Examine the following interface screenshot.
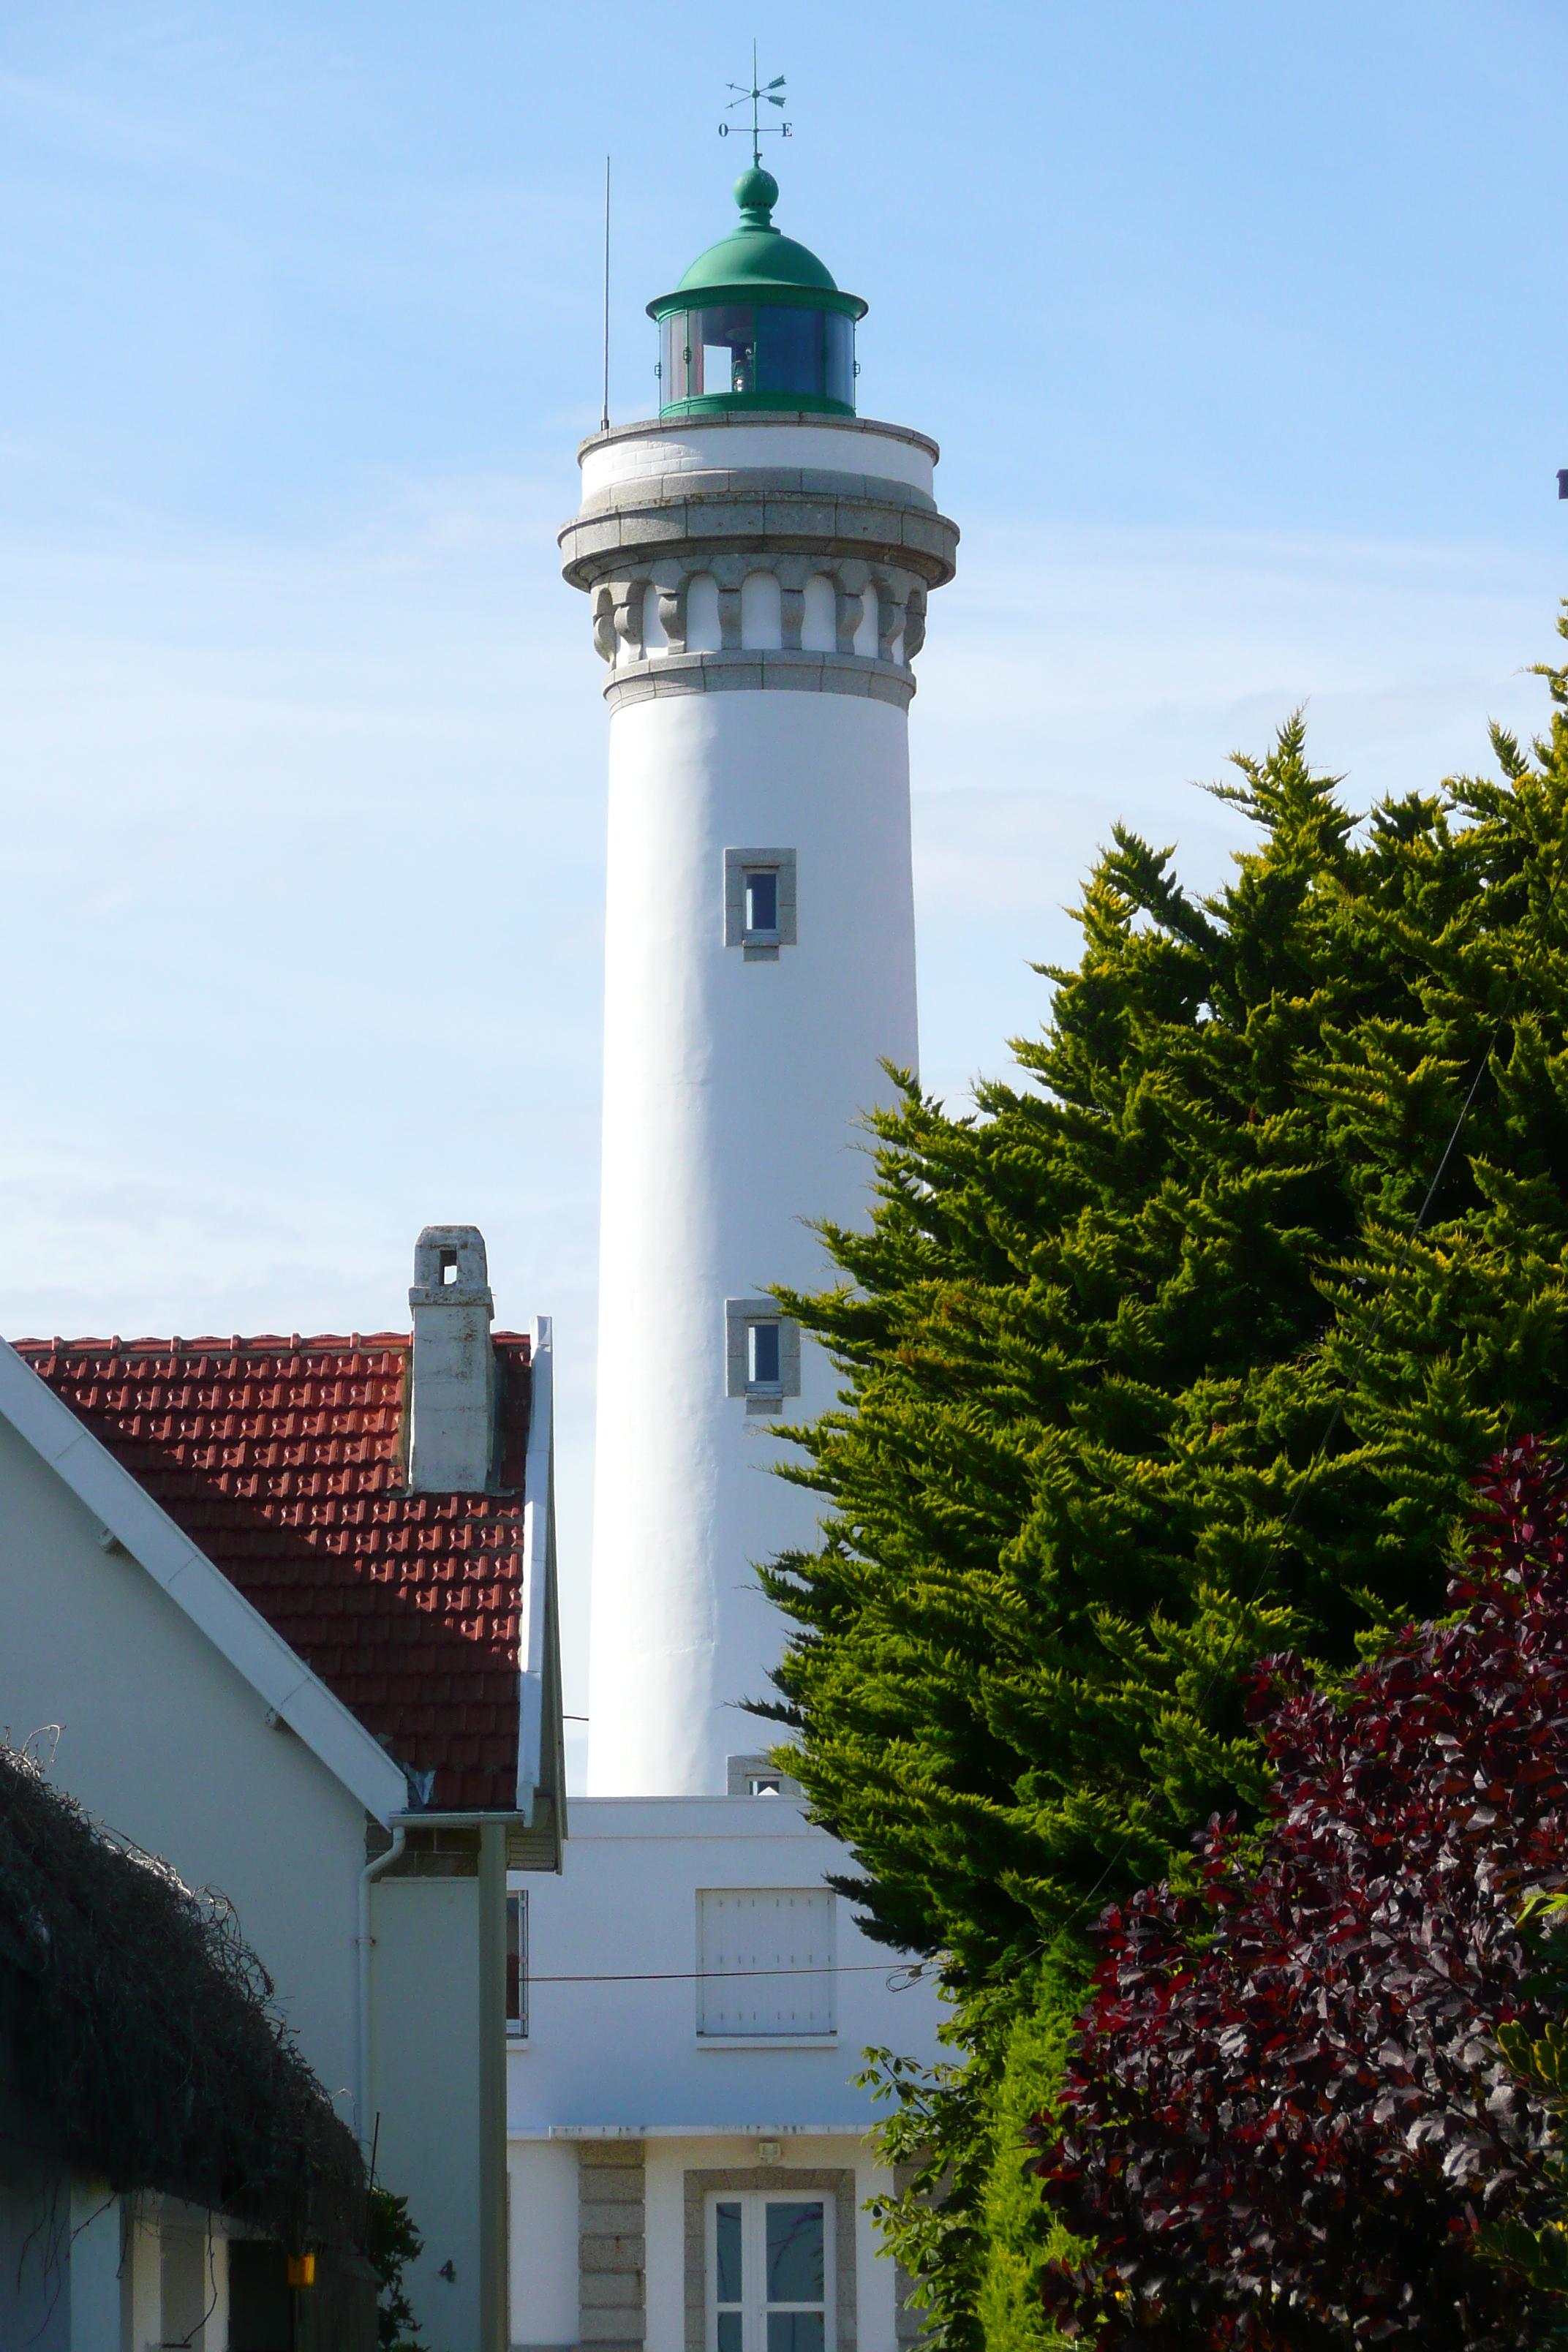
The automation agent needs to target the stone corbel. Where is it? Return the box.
[875,581,906,663]
[710,555,748,652]
[834,561,870,656]
[904,582,928,662]
[773,554,810,652]
[611,578,645,661]
[651,559,688,654]
[592,586,617,666]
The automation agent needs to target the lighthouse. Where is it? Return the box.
[503,148,956,2352]
[560,160,958,1798]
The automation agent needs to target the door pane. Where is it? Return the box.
[718,2315,745,2352]
[715,2202,743,2303]
[766,2203,824,2302]
[767,2317,825,2352]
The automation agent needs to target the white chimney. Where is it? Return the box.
[407,1224,497,1493]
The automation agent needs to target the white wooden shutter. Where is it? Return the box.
[697,1889,836,2036]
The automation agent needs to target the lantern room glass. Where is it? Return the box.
[660,305,854,410]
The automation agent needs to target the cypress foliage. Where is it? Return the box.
[755,615,1568,2346]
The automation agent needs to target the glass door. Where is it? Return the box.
[708,2193,834,2352]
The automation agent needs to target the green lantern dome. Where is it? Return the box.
[648,170,865,420]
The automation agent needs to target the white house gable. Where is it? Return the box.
[0,1403,369,2112]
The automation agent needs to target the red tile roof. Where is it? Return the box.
[14,1332,530,1813]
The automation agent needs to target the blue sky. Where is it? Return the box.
[3,2,1566,1751]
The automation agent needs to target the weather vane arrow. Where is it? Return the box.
[719,44,791,165]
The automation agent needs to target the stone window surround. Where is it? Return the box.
[725,1752,804,1798]
[683,2168,856,2352]
[724,848,797,959]
[589,553,927,674]
[725,1300,802,1415]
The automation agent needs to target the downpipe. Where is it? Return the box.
[357,1826,407,2152]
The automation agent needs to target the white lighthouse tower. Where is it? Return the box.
[561,160,958,1798]
[506,148,956,2352]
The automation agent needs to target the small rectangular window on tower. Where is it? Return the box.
[748,1321,782,1388]
[725,1300,803,1413]
[724,848,797,961]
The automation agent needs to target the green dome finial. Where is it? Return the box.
[734,165,778,227]
[646,74,867,419]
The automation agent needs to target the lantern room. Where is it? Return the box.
[649,167,867,419]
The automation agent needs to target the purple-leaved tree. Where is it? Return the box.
[1030,1439,1568,2349]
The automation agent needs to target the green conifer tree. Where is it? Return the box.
[755,615,1568,2348]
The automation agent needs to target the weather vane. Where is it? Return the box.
[719,45,791,166]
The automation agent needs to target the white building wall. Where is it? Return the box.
[506,1800,943,2352]
[508,2141,581,2348]
[641,2136,898,2352]
[578,418,936,504]
[505,2131,902,2352]
[509,1801,942,2133]
[0,1412,498,2348]
[0,1414,366,2116]
[589,687,919,1798]
[0,2152,69,2352]
[372,1877,486,2352]
[67,2185,122,2351]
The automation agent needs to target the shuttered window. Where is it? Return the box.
[506,1891,527,2039]
[697,1890,836,2037]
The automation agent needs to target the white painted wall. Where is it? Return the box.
[372,1876,485,2351]
[0,2168,235,2351]
[0,1414,366,2115]
[507,2141,579,2348]
[161,2206,222,2350]
[124,2201,162,2352]
[506,1800,940,2352]
[67,2184,121,2351]
[739,570,783,650]
[589,687,918,1797]
[801,576,836,653]
[579,418,936,502]
[0,2152,69,2352]
[508,1799,943,2132]
[0,1416,503,2351]
[502,2131,902,2352]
